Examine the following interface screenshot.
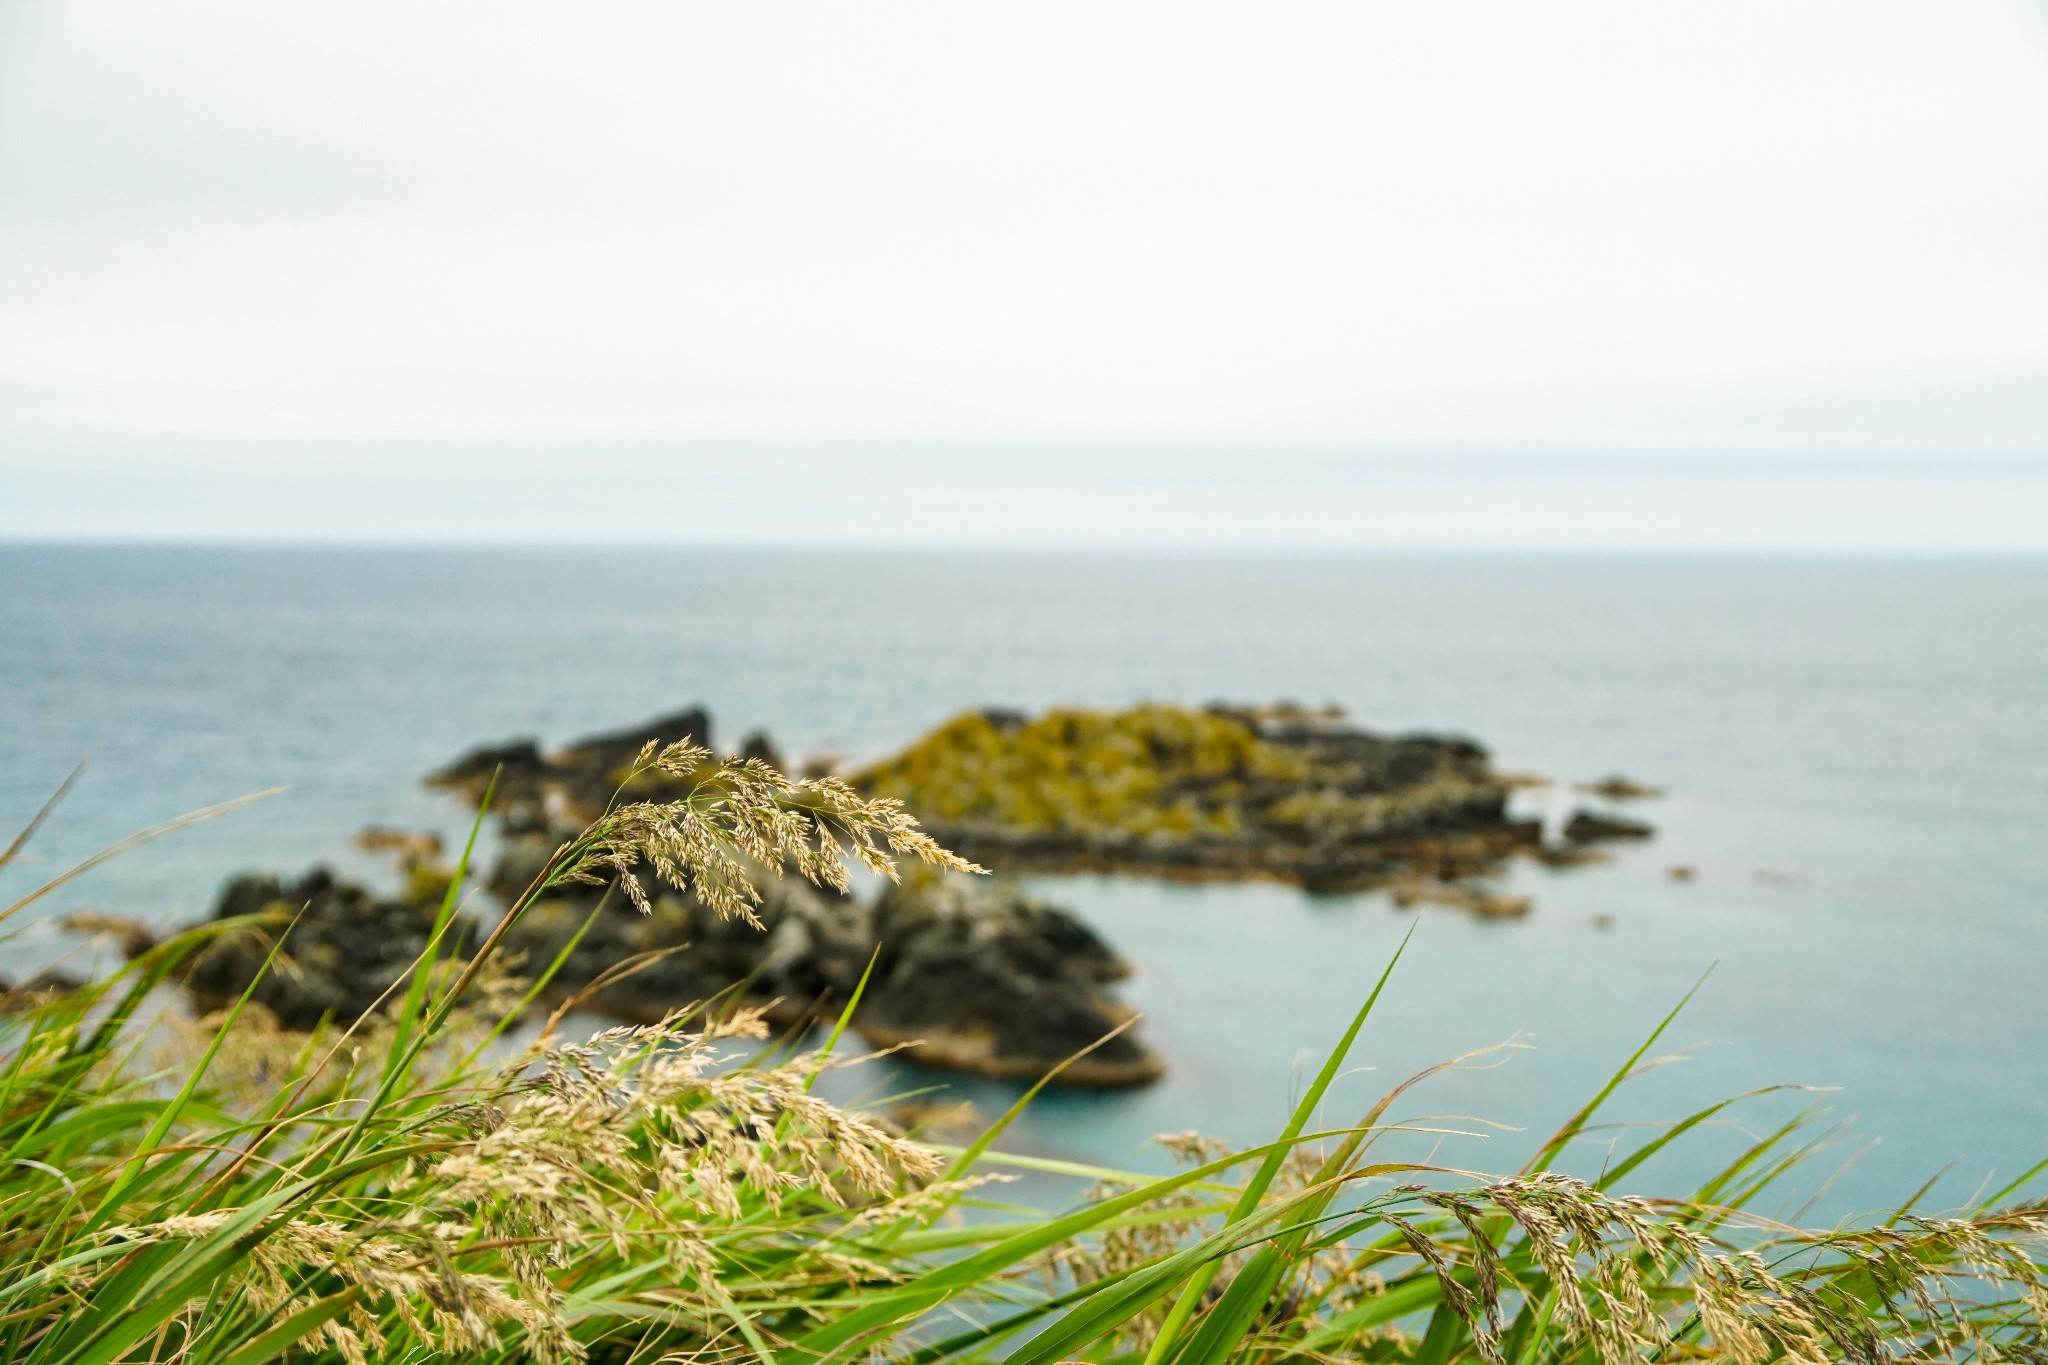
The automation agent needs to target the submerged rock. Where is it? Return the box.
[1579,775,1664,800]
[1530,843,1611,868]
[353,827,445,862]
[1563,810,1656,844]
[1387,880,1532,919]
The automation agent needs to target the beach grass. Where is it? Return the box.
[1,758,2042,1364]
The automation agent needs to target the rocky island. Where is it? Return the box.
[852,702,1644,894]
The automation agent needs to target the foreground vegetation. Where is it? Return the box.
[1,748,2044,1363]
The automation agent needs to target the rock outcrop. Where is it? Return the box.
[500,865,1161,1088]
[427,707,713,830]
[1562,810,1656,844]
[181,867,476,1027]
[1578,776,1663,800]
[1386,880,1532,919]
[0,967,87,1014]
[153,850,1161,1086]
[423,706,1163,1087]
[853,703,1549,892]
[858,872,1157,1086]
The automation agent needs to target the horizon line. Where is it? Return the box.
[4,536,2045,561]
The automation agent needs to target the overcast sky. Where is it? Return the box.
[2,1,2045,549]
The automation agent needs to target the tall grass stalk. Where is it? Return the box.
[0,756,2041,1364]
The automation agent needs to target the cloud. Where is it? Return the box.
[1,1,2045,545]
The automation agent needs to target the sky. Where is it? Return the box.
[1,1,2046,550]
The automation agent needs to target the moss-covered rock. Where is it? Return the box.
[854,703,1540,889]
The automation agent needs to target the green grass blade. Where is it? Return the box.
[1140,922,1415,1365]
[939,1012,1146,1183]
[385,771,495,1074]
[1519,964,1712,1175]
[1,788,284,929]
[1594,1084,1802,1192]
[0,764,84,873]
[75,918,296,1239]
[794,1137,1381,1358]
[210,1288,363,1365]
[807,944,879,1090]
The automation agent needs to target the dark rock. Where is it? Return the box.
[426,739,546,800]
[498,865,1162,1088]
[1386,880,1531,919]
[1563,810,1656,844]
[353,827,444,862]
[500,869,866,1024]
[0,967,89,1013]
[859,872,1161,1087]
[737,730,785,769]
[496,893,733,1021]
[429,707,718,824]
[56,910,159,958]
[487,830,563,901]
[567,707,713,760]
[552,707,715,780]
[184,868,479,1028]
[1579,775,1663,800]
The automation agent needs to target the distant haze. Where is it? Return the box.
[1,1,2045,549]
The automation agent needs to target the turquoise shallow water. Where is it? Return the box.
[3,546,2044,1215]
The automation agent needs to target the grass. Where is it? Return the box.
[0,749,2043,1364]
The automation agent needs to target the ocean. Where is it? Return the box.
[3,545,2044,1216]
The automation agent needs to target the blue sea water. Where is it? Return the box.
[2,545,2044,1216]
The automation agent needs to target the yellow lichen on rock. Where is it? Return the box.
[850,702,1550,891]
[857,704,1292,838]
